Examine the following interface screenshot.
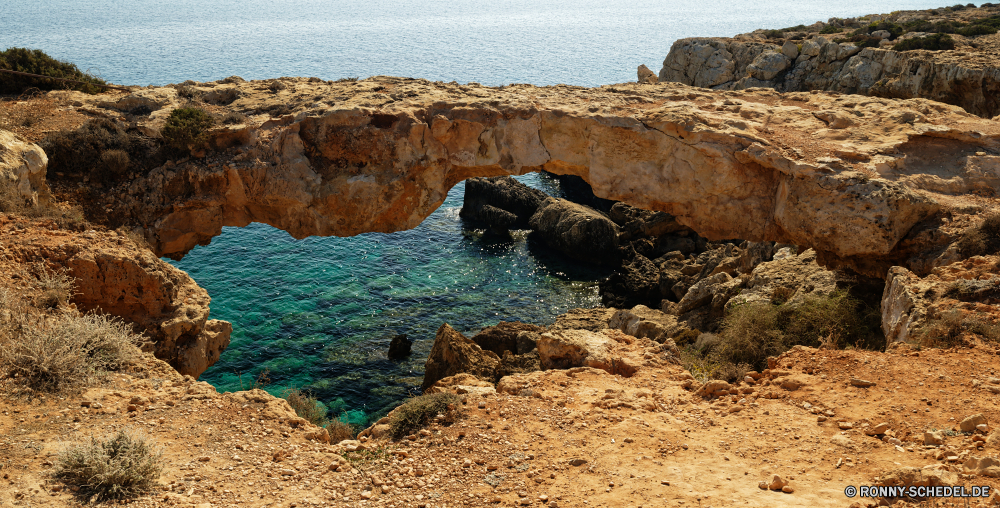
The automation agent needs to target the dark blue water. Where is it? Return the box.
[3,0,957,423]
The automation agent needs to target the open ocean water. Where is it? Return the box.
[4,0,956,424]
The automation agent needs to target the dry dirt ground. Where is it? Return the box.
[5,327,1000,508]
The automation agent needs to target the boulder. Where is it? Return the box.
[728,249,836,308]
[424,373,497,397]
[747,51,791,81]
[496,349,541,379]
[537,329,612,371]
[421,323,500,391]
[550,308,616,332]
[961,414,989,433]
[964,456,1000,477]
[637,64,658,84]
[470,321,544,357]
[529,197,621,265]
[677,272,733,315]
[461,176,548,230]
[599,252,660,308]
[0,129,52,208]
[608,305,683,343]
[876,466,958,488]
[387,334,412,359]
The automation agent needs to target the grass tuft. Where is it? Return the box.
[56,428,163,501]
[389,392,462,440]
[283,387,329,427]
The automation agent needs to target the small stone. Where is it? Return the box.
[924,431,944,446]
[623,437,634,443]
[817,416,827,423]
[127,404,137,412]
[197,456,210,462]
[360,491,373,500]
[758,481,767,490]
[977,424,989,433]
[662,480,670,486]
[850,378,875,388]
[782,485,794,493]
[744,376,755,385]
[768,475,786,490]
[478,401,487,409]
[838,421,853,430]
[961,414,988,433]
[865,422,889,436]
[569,458,587,466]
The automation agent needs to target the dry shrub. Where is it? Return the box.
[42,118,162,184]
[713,291,881,370]
[222,111,247,125]
[100,149,130,178]
[326,418,356,443]
[0,302,144,392]
[30,262,75,309]
[920,310,966,348]
[389,392,462,440]
[282,388,329,427]
[958,213,1000,257]
[56,427,162,501]
[0,176,86,224]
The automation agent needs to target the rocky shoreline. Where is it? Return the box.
[4,4,1000,504]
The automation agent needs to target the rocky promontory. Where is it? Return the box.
[658,4,1000,118]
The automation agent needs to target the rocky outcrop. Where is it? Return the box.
[537,329,642,377]
[422,323,500,391]
[387,333,412,359]
[881,255,1000,347]
[470,321,544,357]
[529,197,620,265]
[57,77,998,279]
[460,176,548,231]
[729,248,838,307]
[659,36,1000,118]
[0,222,230,378]
[0,129,51,208]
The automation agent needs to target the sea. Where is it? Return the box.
[3,0,955,424]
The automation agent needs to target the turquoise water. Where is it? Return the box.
[172,173,610,423]
[4,0,958,423]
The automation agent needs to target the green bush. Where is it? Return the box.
[893,33,956,51]
[42,118,162,184]
[56,428,162,501]
[0,48,107,95]
[820,25,843,34]
[160,108,215,154]
[282,388,329,427]
[712,291,881,370]
[389,392,462,440]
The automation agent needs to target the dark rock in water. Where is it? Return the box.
[599,252,661,308]
[549,308,616,332]
[529,197,620,265]
[422,323,500,392]
[387,334,412,359]
[470,321,544,357]
[545,172,615,213]
[461,176,548,230]
[496,349,541,380]
[609,202,689,241]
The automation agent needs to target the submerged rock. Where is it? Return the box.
[387,334,412,359]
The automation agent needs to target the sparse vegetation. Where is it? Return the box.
[30,262,75,309]
[55,428,163,501]
[222,111,247,124]
[0,287,145,392]
[389,392,462,440]
[160,107,215,154]
[957,212,1000,257]
[708,291,881,371]
[282,387,330,427]
[326,417,356,443]
[41,118,163,184]
[920,309,1000,347]
[0,48,107,95]
[892,33,957,51]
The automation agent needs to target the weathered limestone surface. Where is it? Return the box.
[70,77,999,279]
[660,36,1000,119]
[0,129,51,207]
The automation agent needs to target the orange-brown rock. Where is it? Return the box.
[49,77,1000,278]
[0,216,230,378]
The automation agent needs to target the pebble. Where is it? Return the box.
[850,378,875,388]
[838,421,853,430]
[569,458,587,466]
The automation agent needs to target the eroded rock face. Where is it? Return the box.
[73,77,999,278]
[0,130,51,208]
[422,323,500,391]
[0,223,230,378]
[660,36,1000,119]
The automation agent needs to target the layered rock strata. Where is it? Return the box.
[57,78,1000,279]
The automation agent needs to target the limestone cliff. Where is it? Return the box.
[0,214,231,378]
[57,77,1000,279]
[658,5,1000,119]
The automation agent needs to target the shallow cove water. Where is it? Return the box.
[5,0,955,423]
